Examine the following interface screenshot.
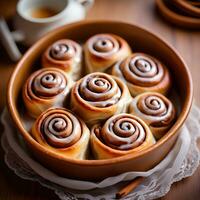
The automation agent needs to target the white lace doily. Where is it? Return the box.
[1,104,200,200]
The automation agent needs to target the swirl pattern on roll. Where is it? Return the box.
[32,108,90,159]
[49,40,77,61]
[112,53,171,96]
[70,72,131,126]
[88,34,121,57]
[129,92,176,139]
[122,54,163,87]
[23,68,72,118]
[28,68,67,98]
[136,93,175,127]
[94,114,147,150]
[84,34,132,73]
[76,72,121,107]
[42,39,82,80]
[39,109,81,148]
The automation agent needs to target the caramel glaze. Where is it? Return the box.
[28,68,67,99]
[129,92,176,139]
[39,109,82,148]
[77,72,121,108]
[42,39,82,80]
[23,68,73,118]
[31,108,90,160]
[112,53,171,96]
[135,92,175,127]
[93,114,146,150]
[84,33,132,73]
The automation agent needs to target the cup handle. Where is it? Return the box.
[0,17,22,62]
[78,0,94,12]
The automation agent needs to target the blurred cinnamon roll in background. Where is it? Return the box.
[70,72,132,126]
[90,113,155,159]
[129,92,176,139]
[32,108,90,159]
[42,39,82,80]
[23,68,73,118]
[84,33,132,73]
[111,53,171,96]
[172,0,200,18]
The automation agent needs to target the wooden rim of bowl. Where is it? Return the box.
[156,0,200,28]
[173,0,200,17]
[7,20,193,166]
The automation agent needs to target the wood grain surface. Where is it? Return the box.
[0,0,199,199]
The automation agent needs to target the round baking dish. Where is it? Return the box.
[7,20,193,181]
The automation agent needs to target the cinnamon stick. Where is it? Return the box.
[116,177,144,199]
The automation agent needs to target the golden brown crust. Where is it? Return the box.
[90,114,155,159]
[129,92,176,139]
[84,33,132,73]
[31,108,90,159]
[111,53,171,96]
[70,72,132,126]
[23,68,73,118]
[42,39,82,80]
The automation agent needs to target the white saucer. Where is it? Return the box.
[1,105,200,200]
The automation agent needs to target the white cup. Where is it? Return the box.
[14,0,93,45]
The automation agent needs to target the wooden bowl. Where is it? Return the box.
[172,0,200,18]
[7,20,193,181]
[156,0,200,29]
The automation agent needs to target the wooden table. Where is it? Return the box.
[0,0,199,199]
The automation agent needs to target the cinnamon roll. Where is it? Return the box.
[32,108,90,159]
[42,39,82,80]
[84,33,132,73]
[70,72,132,126]
[129,92,176,139]
[111,53,171,96]
[90,114,155,159]
[23,68,73,118]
